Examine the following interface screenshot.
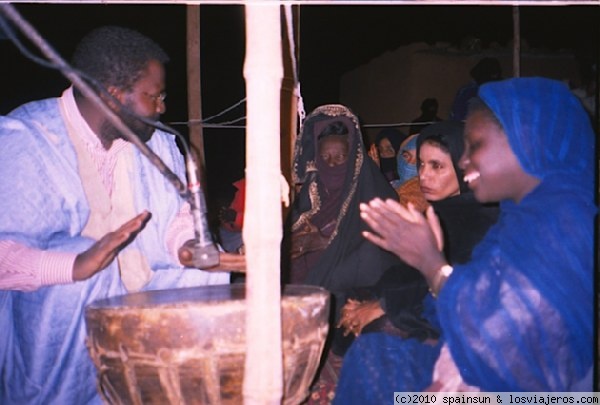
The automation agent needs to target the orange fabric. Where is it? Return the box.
[223,178,245,232]
[395,176,430,213]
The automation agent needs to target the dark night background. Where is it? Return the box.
[1,4,598,216]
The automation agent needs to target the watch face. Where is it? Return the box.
[441,265,453,277]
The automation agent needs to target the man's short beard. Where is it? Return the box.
[99,114,155,147]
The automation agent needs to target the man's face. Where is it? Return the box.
[102,59,166,144]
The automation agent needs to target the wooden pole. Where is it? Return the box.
[512,6,521,78]
[242,3,284,405]
[186,5,206,174]
[280,5,300,217]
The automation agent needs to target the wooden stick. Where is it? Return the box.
[512,6,521,78]
[186,5,208,183]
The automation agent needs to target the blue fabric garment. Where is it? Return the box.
[437,78,596,391]
[394,135,418,186]
[334,295,441,404]
[334,333,442,405]
[334,78,596,399]
[0,95,229,404]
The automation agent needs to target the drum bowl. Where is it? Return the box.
[85,284,329,405]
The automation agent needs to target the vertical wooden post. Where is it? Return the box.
[280,5,300,216]
[512,6,521,78]
[242,3,284,405]
[186,5,206,173]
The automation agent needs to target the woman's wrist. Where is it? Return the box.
[428,264,453,298]
[420,251,447,284]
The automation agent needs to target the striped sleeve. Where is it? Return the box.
[0,240,75,291]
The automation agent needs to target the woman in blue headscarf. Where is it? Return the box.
[394,134,419,187]
[336,78,595,399]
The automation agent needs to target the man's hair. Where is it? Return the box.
[470,57,502,85]
[420,98,438,113]
[71,26,169,91]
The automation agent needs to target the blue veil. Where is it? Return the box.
[437,78,596,391]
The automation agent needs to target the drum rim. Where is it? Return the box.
[85,283,329,310]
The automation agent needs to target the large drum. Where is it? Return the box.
[85,284,330,405]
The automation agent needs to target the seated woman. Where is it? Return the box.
[285,104,401,309]
[391,133,418,187]
[283,104,403,402]
[336,121,499,350]
[368,128,407,183]
[391,134,431,212]
[335,78,595,400]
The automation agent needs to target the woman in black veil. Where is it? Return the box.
[282,104,403,402]
[285,104,401,310]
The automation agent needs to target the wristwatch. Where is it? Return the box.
[439,264,454,278]
[430,264,453,298]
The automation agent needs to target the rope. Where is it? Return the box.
[170,115,246,127]
[284,5,306,130]
[363,120,442,129]
[202,98,246,123]
[167,119,444,131]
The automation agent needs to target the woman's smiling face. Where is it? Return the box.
[460,108,540,203]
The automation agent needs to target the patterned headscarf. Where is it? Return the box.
[288,104,401,302]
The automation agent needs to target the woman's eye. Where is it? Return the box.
[469,141,481,152]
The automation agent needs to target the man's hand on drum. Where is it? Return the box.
[73,211,152,281]
[359,198,446,281]
[178,239,247,273]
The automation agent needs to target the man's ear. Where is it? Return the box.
[103,86,125,110]
[109,85,124,99]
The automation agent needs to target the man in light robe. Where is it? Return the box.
[0,26,244,404]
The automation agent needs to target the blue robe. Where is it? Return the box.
[0,94,228,404]
[334,78,596,402]
[438,78,595,391]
